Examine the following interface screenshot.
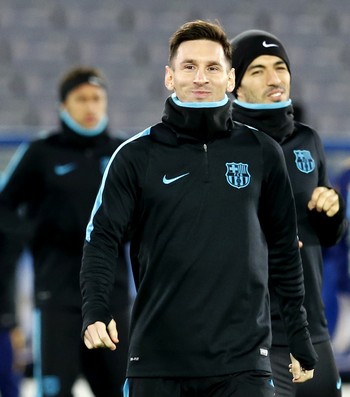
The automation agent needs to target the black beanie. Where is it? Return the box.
[230,30,290,97]
[59,70,107,102]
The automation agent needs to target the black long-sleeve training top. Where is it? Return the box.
[0,121,130,311]
[81,95,317,378]
[0,235,22,329]
[232,99,347,345]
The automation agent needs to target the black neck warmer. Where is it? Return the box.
[59,120,110,149]
[232,101,295,144]
[161,96,233,143]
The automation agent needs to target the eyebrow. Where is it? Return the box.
[248,60,287,71]
[180,59,221,66]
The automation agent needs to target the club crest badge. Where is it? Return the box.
[293,150,315,174]
[225,162,251,189]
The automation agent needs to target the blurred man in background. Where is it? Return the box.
[230,29,347,397]
[0,66,132,397]
[0,237,25,397]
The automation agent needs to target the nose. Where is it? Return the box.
[193,68,209,84]
[85,100,97,112]
[266,70,282,85]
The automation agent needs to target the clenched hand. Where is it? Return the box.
[289,354,314,383]
[308,187,339,217]
[84,319,119,351]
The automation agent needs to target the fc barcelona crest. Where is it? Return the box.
[293,150,315,174]
[225,162,251,189]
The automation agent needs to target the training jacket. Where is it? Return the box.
[329,169,350,293]
[0,235,22,329]
[232,99,347,345]
[0,121,130,311]
[81,95,317,377]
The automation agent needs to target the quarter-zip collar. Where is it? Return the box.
[232,99,295,144]
[57,118,110,149]
[161,94,233,143]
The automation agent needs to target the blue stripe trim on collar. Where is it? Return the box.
[171,93,229,108]
[234,99,292,110]
[60,110,108,136]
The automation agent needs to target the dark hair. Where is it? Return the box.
[169,20,232,67]
[58,66,107,102]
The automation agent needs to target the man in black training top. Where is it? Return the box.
[0,67,132,397]
[230,29,346,397]
[81,20,317,397]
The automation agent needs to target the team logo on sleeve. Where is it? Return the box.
[293,150,315,174]
[225,162,251,189]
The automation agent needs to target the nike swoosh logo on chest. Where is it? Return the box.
[162,172,190,184]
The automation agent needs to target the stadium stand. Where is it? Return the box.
[0,0,349,138]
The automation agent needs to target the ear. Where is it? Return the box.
[164,65,175,92]
[226,68,235,94]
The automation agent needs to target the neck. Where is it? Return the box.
[171,93,229,108]
[235,99,292,110]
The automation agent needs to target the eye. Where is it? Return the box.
[276,63,288,71]
[251,69,263,76]
[76,96,87,103]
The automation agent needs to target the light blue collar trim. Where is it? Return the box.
[60,110,108,136]
[234,99,292,110]
[171,93,229,108]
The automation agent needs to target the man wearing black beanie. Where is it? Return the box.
[0,66,133,397]
[231,29,346,397]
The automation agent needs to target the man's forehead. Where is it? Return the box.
[173,40,228,67]
[248,54,286,68]
[176,40,223,56]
